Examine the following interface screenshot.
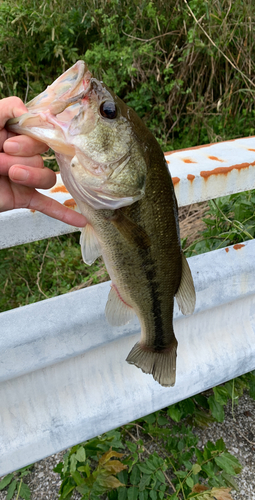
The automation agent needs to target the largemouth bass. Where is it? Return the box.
[7,61,196,387]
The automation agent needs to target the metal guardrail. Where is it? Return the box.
[1,137,255,476]
[1,136,255,250]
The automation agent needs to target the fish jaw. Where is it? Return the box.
[7,61,91,156]
[26,60,90,114]
[7,61,147,210]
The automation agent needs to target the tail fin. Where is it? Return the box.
[126,340,177,387]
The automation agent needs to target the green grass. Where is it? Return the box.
[183,191,255,258]
[0,234,108,313]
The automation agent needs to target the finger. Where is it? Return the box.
[0,175,87,226]
[0,129,8,151]
[9,164,56,190]
[0,153,44,175]
[4,135,48,156]
[29,190,87,227]
[0,175,14,211]
[0,131,19,150]
[0,97,27,130]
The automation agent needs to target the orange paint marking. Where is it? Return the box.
[172,177,180,185]
[30,209,36,213]
[166,160,170,164]
[200,160,255,179]
[233,244,245,250]
[51,185,69,193]
[182,158,197,164]
[187,174,195,181]
[63,198,76,208]
[225,248,229,253]
[248,149,255,152]
[208,156,224,162]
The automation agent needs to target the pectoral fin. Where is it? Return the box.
[80,224,101,265]
[175,252,196,315]
[105,284,135,326]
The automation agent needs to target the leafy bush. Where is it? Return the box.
[183,190,255,257]
[1,0,255,149]
[53,422,242,500]
[0,464,33,500]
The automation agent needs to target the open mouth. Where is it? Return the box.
[7,61,145,211]
[24,60,91,114]
[7,61,92,155]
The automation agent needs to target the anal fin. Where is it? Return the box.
[105,284,135,326]
[175,252,196,315]
[80,224,101,265]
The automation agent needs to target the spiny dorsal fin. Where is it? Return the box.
[105,284,135,326]
[80,223,101,265]
[175,252,196,315]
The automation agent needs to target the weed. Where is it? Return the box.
[52,415,242,499]
[0,234,109,313]
[183,191,255,257]
[51,370,254,498]
[1,0,255,149]
[0,465,33,500]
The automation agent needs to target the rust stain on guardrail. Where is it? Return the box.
[182,158,197,164]
[187,174,195,181]
[200,161,255,179]
[172,177,180,185]
[63,198,76,208]
[233,244,245,250]
[51,185,69,193]
[208,156,225,162]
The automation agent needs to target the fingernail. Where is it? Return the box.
[4,141,20,154]
[11,167,29,181]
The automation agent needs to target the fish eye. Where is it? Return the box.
[100,101,117,119]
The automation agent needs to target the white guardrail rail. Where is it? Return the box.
[1,136,255,476]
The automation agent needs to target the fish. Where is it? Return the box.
[7,60,196,387]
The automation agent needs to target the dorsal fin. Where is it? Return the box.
[175,252,196,315]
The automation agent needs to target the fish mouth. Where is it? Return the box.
[7,61,145,210]
[25,60,91,115]
[7,61,127,173]
[7,60,92,156]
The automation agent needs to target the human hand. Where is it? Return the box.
[0,97,87,227]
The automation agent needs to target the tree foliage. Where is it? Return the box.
[1,0,255,149]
